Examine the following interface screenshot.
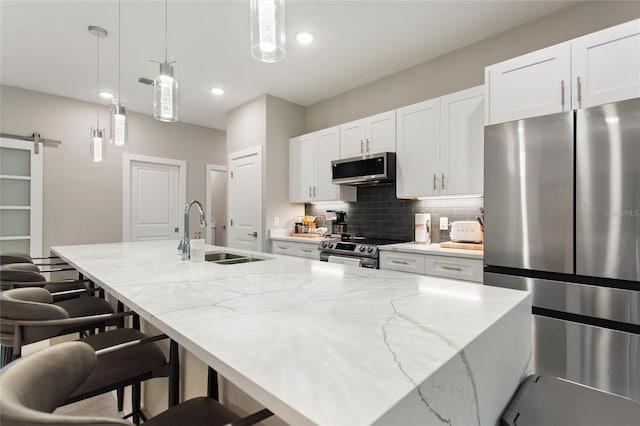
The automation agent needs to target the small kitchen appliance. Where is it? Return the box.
[414,213,431,244]
[326,210,348,236]
[450,221,483,243]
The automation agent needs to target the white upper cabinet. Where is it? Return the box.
[289,127,356,203]
[340,110,396,158]
[396,98,440,198]
[485,42,571,125]
[396,85,484,199]
[571,19,640,109]
[440,86,484,196]
[485,19,640,125]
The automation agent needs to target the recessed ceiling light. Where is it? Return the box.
[210,87,224,96]
[296,32,314,44]
[99,91,114,99]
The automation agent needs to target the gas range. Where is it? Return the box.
[318,235,409,268]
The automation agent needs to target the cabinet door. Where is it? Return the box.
[571,19,640,109]
[365,110,396,154]
[440,85,484,196]
[314,127,341,201]
[289,134,315,202]
[396,98,440,198]
[485,42,571,125]
[340,119,366,158]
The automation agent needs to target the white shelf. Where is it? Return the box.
[0,236,30,241]
[0,174,31,180]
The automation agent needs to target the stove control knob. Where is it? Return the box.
[359,246,365,252]
[328,243,334,249]
[367,247,374,253]
[321,242,327,248]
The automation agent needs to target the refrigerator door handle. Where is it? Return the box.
[561,80,565,107]
[577,76,582,108]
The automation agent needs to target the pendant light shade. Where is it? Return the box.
[250,0,285,63]
[91,128,105,162]
[89,25,107,163]
[111,0,127,146]
[110,102,127,146]
[154,61,178,122]
[153,0,178,122]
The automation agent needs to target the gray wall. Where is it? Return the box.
[0,85,226,255]
[304,1,640,132]
[226,94,305,251]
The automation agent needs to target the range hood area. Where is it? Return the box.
[331,152,396,185]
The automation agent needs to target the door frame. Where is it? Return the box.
[122,153,187,242]
[228,146,263,251]
[205,164,227,246]
[0,137,43,256]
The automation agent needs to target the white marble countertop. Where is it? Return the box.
[52,240,529,426]
[380,242,484,260]
[270,235,323,244]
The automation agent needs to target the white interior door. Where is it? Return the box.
[123,154,186,242]
[206,165,227,247]
[228,147,262,251]
[0,138,42,256]
[131,161,179,241]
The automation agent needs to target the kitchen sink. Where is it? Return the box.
[205,252,245,262]
[205,252,270,265]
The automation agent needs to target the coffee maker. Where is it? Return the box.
[326,210,348,236]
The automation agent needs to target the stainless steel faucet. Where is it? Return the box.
[178,200,207,260]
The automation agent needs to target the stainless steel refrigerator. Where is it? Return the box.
[484,97,640,403]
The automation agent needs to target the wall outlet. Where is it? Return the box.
[439,216,448,230]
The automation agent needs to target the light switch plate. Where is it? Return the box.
[440,217,448,230]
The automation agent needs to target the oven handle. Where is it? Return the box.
[327,255,363,268]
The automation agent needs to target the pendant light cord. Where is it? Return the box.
[96,30,100,128]
[118,0,121,101]
[164,0,168,63]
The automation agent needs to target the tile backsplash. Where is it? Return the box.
[305,184,483,243]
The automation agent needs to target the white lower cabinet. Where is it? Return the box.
[379,251,425,274]
[424,255,483,283]
[271,240,320,260]
[380,251,483,283]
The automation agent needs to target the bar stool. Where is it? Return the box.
[0,341,273,426]
[0,287,176,424]
[0,287,116,366]
[0,263,93,293]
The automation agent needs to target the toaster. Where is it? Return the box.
[450,221,483,243]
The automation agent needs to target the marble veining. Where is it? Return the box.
[52,240,531,426]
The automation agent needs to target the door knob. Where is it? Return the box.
[247,232,258,237]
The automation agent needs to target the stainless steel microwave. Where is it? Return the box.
[331,152,396,185]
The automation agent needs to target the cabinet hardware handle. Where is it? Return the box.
[301,249,311,253]
[441,266,462,271]
[433,174,437,191]
[577,76,582,108]
[360,140,364,154]
[366,138,370,153]
[247,232,258,237]
[313,186,317,197]
[391,260,409,265]
[560,80,565,107]
[441,173,446,190]
[308,186,312,197]
[277,245,289,250]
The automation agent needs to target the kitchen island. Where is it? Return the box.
[52,240,531,426]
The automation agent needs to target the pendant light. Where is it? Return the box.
[153,0,178,122]
[250,0,286,63]
[89,25,107,163]
[111,0,127,146]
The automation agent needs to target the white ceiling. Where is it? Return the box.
[0,0,578,130]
